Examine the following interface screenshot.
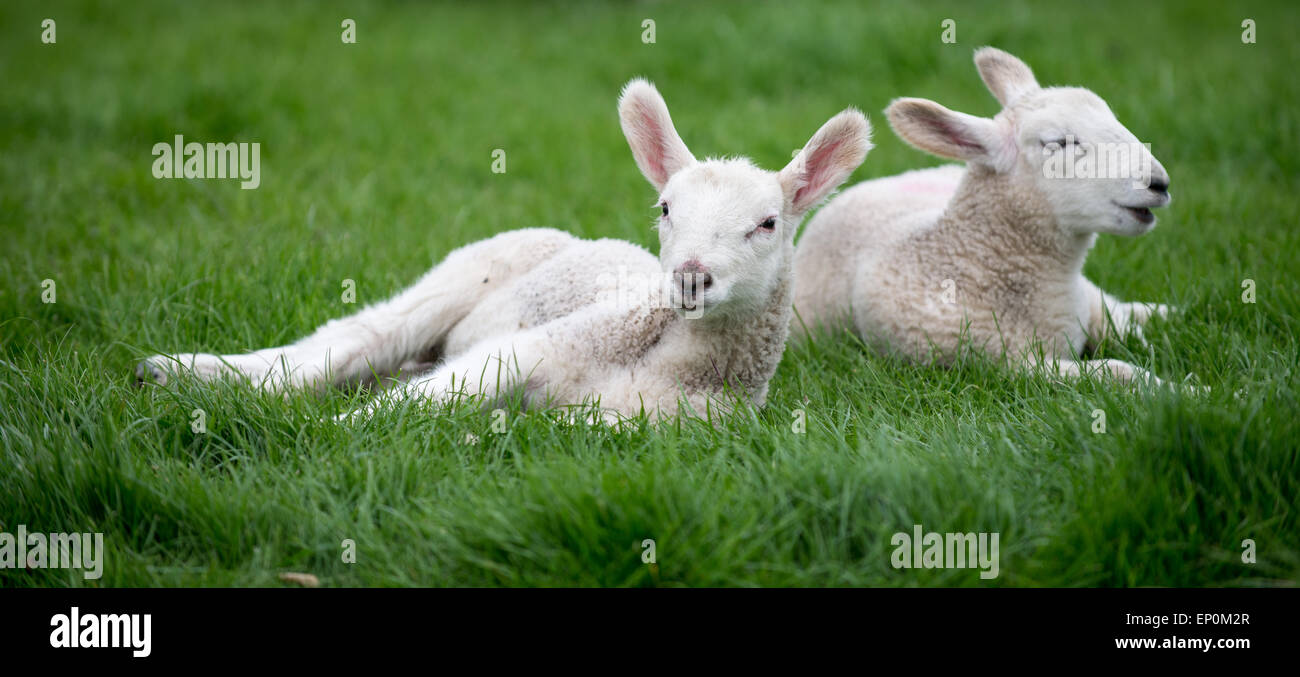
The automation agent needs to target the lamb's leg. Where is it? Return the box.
[335,330,555,421]
[1036,355,1163,387]
[1044,352,1216,395]
[1081,278,1169,349]
[140,253,501,390]
[137,280,463,390]
[137,229,574,390]
[332,299,654,422]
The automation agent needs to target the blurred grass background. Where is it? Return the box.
[0,0,1296,586]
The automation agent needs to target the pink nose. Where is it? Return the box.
[673,260,713,292]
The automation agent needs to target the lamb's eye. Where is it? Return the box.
[660,203,669,218]
[758,217,776,231]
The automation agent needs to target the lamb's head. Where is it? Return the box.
[886,47,1171,237]
[619,78,872,322]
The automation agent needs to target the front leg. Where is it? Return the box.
[1081,278,1169,349]
[337,332,553,421]
[335,303,676,422]
[1035,355,1163,387]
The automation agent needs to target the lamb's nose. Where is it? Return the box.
[674,260,713,291]
[1149,177,1169,194]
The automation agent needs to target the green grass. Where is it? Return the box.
[1,0,1297,587]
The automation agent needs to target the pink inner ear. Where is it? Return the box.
[631,101,669,183]
[793,137,842,208]
[933,117,984,152]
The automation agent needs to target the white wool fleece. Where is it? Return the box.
[139,79,874,422]
[794,47,1182,387]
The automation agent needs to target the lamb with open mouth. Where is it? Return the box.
[793,47,1191,389]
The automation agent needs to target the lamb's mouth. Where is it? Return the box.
[676,284,716,314]
[679,297,715,313]
[1116,203,1156,225]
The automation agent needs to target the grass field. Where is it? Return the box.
[1,0,1297,587]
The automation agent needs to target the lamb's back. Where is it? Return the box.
[793,165,962,333]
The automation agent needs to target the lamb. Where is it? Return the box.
[135,79,873,421]
[793,47,1178,386]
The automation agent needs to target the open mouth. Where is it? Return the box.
[1117,203,1156,225]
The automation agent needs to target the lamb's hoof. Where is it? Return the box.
[134,359,167,387]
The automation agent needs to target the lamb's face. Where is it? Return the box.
[1010,88,1171,236]
[655,160,790,320]
[619,78,873,324]
[886,47,1171,238]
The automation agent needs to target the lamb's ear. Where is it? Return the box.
[779,109,873,217]
[618,78,696,192]
[974,47,1039,107]
[886,97,1004,166]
